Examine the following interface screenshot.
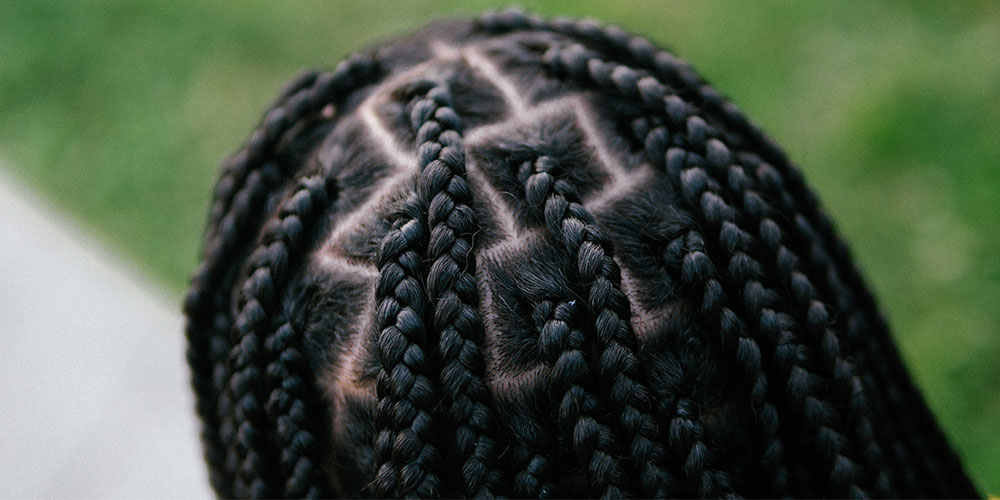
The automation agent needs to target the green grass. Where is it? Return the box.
[2,0,997,492]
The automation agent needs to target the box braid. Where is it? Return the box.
[518,169,631,497]
[186,10,980,499]
[520,298,594,497]
[370,82,507,498]
[409,84,507,497]
[223,175,335,497]
[184,70,319,496]
[517,155,678,498]
[370,191,441,498]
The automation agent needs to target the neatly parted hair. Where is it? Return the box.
[184,9,979,499]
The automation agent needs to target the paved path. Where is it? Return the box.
[0,168,211,498]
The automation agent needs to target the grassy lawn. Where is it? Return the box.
[2,0,997,492]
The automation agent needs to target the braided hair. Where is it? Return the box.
[185,9,979,498]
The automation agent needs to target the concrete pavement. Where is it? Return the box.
[0,167,211,498]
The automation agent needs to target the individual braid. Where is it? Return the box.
[184,55,378,497]
[371,200,442,498]
[488,296,559,498]
[517,156,679,498]
[530,294,628,498]
[222,175,333,497]
[262,318,333,498]
[513,298,590,499]
[184,160,282,497]
[409,84,506,498]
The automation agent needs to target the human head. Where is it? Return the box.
[184,9,977,498]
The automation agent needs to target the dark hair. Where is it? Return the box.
[184,9,978,499]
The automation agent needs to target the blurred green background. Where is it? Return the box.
[2,0,997,492]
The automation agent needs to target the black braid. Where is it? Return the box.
[371,198,442,498]
[675,228,781,497]
[263,318,332,498]
[409,84,507,498]
[186,11,979,499]
[512,299,574,499]
[223,175,333,497]
[717,152,895,495]
[183,160,283,497]
[518,155,677,498]
[531,294,627,498]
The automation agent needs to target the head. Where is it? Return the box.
[184,9,977,499]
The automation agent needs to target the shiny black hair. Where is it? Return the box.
[184,9,978,499]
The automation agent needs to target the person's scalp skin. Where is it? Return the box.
[185,10,979,499]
